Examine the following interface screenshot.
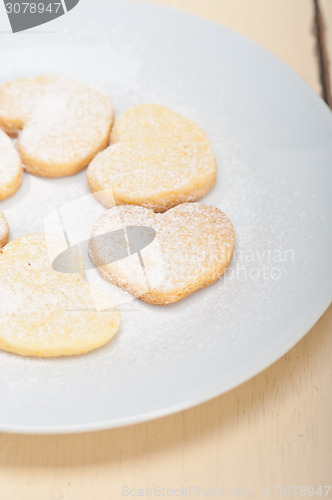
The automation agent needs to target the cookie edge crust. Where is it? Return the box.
[0,232,121,358]
[87,160,217,212]
[87,103,218,212]
[89,204,235,305]
[0,165,23,201]
[19,127,112,178]
[0,310,121,358]
[0,212,9,249]
[0,76,114,178]
[93,231,235,305]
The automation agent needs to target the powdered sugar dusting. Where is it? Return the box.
[0,233,120,357]
[90,203,235,304]
[88,104,216,212]
[0,129,22,199]
[0,76,113,177]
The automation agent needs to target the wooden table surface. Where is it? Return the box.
[0,1,331,498]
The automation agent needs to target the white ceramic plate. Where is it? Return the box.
[0,0,331,434]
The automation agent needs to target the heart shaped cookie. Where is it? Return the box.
[87,104,217,212]
[0,233,120,357]
[89,203,235,305]
[0,211,9,249]
[0,76,113,177]
[0,129,23,201]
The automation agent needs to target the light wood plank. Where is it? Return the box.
[144,0,321,95]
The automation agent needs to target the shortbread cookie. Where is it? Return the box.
[0,129,23,200]
[0,76,113,177]
[87,104,217,212]
[0,212,9,248]
[0,233,120,357]
[89,203,235,305]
